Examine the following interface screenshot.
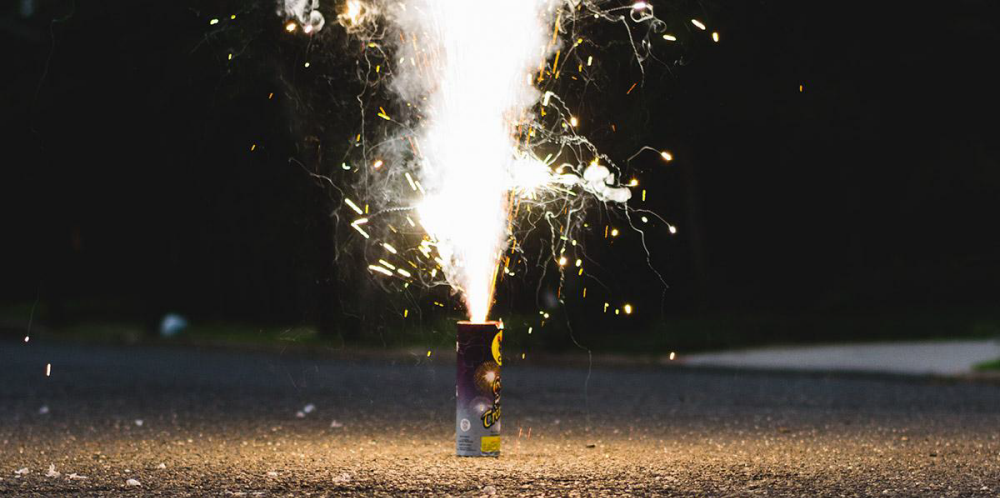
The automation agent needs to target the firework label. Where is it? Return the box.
[456,321,502,457]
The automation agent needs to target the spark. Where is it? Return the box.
[632,2,647,10]
[397,268,412,278]
[712,31,720,43]
[368,265,393,276]
[610,228,619,237]
[660,151,673,161]
[575,258,582,267]
[669,352,676,360]
[45,363,51,376]
[558,256,568,266]
[668,224,677,234]
[662,34,676,41]
[344,198,364,215]
[691,19,707,30]
[373,159,384,169]
[24,336,29,343]
[383,243,398,254]
[285,22,297,32]
[623,304,633,315]
[351,218,370,239]
[209,18,219,25]
[570,116,579,127]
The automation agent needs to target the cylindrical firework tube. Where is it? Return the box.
[456,321,502,457]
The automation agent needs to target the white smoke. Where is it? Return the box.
[279,0,325,33]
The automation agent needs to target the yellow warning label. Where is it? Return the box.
[491,330,502,366]
[480,436,501,453]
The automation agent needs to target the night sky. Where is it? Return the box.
[2,0,998,347]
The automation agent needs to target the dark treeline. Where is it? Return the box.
[2,0,998,348]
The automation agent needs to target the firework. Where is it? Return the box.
[456,321,502,457]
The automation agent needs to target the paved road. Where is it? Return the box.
[2,341,999,497]
[682,340,1000,376]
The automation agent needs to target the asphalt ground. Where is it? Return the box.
[2,341,999,496]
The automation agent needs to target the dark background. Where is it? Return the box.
[2,0,998,352]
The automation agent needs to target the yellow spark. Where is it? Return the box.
[377,107,391,120]
[404,309,409,318]
[668,225,678,234]
[799,84,804,92]
[582,287,587,298]
[368,265,392,276]
[569,116,579,127]
[629,178,638,187]
[662,34,677,41]
[427,350,432,357]
[383,243,398,254]
[285,22,297,32]
[373,159,384,169]
[660,151,673,162]
[521,353,525,359]
[344,198,364,215]
[379,259,396,270]
[642,189,647,201]
[397,268,412,278]
[712,32,720,42]
[603,302,609,313]
[624,304,633,315]
[228,53,233,60]
[691,19,707,30]
[230,14,236,20]
[250,144,256,151]
[669,351,677,360]
[268,92,274,99]
[615,308,620,315]
[611,228,619,237]
[209,18,219,25]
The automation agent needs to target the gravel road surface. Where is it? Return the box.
[2,341,999,496]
